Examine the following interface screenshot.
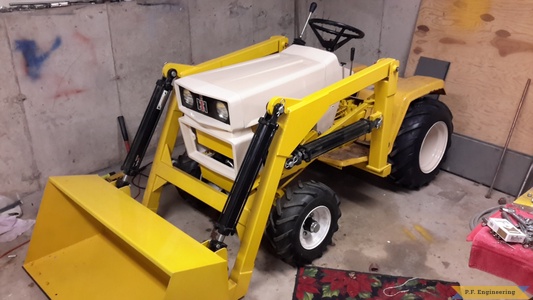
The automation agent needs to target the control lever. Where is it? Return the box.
[349,47,355,76]
[293,2,317,45]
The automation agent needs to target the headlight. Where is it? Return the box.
[216,101,229,121]
[182,89,194,107]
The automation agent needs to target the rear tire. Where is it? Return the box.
[389,98,453,189]
[266,181,340,266]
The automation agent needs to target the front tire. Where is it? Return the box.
[172,152,201,200]
[389,98,453,189]
[266,181,341,266]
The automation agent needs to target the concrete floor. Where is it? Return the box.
[0,163,518,299]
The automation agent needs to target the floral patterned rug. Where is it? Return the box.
[293,266,460,300]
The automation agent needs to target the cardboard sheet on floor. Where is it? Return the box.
[467,206,533,293]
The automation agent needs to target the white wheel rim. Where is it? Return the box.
[419,121,448,174]
[299,205,331,250]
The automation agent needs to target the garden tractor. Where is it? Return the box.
[24,4,453,299]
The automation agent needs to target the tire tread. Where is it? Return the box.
[265,180,340,266]
[389,98,453,189]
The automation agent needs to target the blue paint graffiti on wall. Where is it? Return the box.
[15,36,62,80]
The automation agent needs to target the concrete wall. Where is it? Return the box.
[0,0,293,198]
[296,0,420,74]
[0,0,420,198]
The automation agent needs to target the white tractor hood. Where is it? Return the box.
[175,45,343,131]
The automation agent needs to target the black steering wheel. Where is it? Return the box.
[308,18,365,52]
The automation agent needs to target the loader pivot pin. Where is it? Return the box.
[209,104,284,251]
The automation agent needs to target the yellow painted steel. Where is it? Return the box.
[201,166,234,192]
[389,76,445,146]
[26,36,446,300]
[352,63,368,73]
[366,78,393,175]
[197,131,233,159]
[514,188,533,208]
[162,35,288,78]
[24,176,228,300]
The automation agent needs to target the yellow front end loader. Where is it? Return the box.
[24,6,452,300]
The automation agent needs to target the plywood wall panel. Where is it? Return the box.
[406,0,533,155]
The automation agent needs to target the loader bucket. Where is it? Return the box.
[24,175,229,300]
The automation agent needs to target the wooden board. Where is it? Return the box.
[406,0,533,155]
